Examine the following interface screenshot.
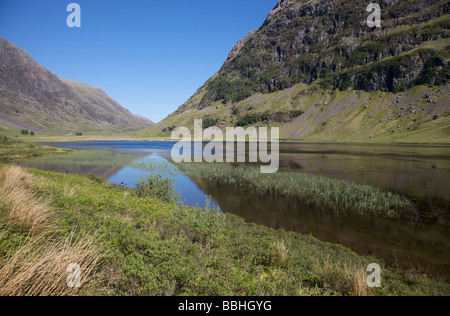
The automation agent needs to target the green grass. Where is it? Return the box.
[0,130,169,144]
[0,136,71,163]
[17,150,137,167]
[178,163,413,219]
[0,164,446,296]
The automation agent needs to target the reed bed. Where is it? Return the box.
[178,163,413,218]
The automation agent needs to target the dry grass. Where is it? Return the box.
[313,257,370,296]
[0,166,50,232]
[0,166,103,296]
[0,233,101,296]
[347,267,369,297]
[269,240,289,268]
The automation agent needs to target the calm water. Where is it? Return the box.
[15,141,450,280]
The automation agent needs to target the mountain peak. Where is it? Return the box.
[225,30,257,65]
[266,0,297,21]
[0,38,153,133]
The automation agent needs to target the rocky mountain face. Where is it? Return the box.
[199,0,448,105]
[0,37,153,133]
[225,30,257,65]
[141,0,449,142]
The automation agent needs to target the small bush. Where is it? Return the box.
[292,110,304,117]
[86,174,105,184]
[0,136,9,144]
[135,174,180,204]
[236,112,271,127]
[202,117,219,129]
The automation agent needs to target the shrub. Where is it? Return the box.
[236,112,271,127]
[292,110,304,117]
[135,174,179,204]
[202,117,219,129]
[86,173,105,184]
[0,136,9,144]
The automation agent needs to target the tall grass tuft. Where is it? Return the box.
[0,166,50,232]
[0,166,102,296]
[269,240,289,268]
[0,233,101,296]
[311,258,370,296]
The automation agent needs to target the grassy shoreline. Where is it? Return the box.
[2,130,450,145]
[0,163,448,296]
[0,136,72,163]
[0,132,172,144]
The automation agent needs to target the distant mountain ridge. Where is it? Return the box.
[0,37,153,133]
[140,0,449,142]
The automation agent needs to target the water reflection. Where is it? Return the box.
[15,146,220,210]
[195,180,449,280]
[279,144,450,205]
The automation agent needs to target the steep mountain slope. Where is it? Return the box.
[141,0,449,142]
[0,37,153,133]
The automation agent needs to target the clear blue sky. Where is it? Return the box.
[0,0,277,123]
